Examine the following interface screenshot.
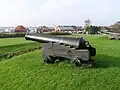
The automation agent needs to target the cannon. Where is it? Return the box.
[25,33,96,67]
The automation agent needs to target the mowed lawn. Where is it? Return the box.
[1,35,120,90]
[0,37,33,47]
[0,37,41,59]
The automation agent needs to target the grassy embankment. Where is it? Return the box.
[1,35,120,90]
[0,37,41,61]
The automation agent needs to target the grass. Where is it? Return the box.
[0,37,32,47]
[1,35,120,90]
[0,43,41,55]
[0,37,41,61]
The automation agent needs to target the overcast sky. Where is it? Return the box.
[0,0,120,27]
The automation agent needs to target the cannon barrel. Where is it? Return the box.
[25,33,87,48]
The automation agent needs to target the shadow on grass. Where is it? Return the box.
[45,55,120,69]
[95,54,120,68]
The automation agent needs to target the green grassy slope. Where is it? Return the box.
[0,37,41,61]
[0,35,120,90]
[0,43,41,55]
[0,37,33,47]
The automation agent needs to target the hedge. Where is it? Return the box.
[0,32,72,38]
[0,33,25,38]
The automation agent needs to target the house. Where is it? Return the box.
[4,29,11,33]
[0,29,3,33]
[15,25,27,32]
[55,26,75,33]
[109,21,120,33]
[37,26,55,33]
[74,26,84,34]
[28,28,37,33]
[47,27,55,32]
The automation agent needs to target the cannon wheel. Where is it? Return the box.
[71,58,94,68]
[44,56,56,64]
[81,59,95,68]
[71,58,82,66]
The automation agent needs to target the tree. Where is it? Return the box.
[84,25,91,34]
[84,19,91,34]
[89,26,100,34]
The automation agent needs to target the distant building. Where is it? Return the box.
[15,25,27,32]
[28,28,37,33]
[55,25,83,34]
[4,29,11,33]
[55,26,75,33]
[114,21,120,25]
[48,27,55,32]
[75,26,84,33]
[0,29,3,33]
[37,26,55,33]
[108,21,120,33]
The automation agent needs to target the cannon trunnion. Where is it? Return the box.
[25,33,96,67]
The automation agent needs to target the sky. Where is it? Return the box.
[0,0,120,27]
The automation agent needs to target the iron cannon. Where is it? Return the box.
[25,33,96,67]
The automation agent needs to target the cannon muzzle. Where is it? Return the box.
[25,33,86,49]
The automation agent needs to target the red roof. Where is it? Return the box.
[15,25,26,32]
